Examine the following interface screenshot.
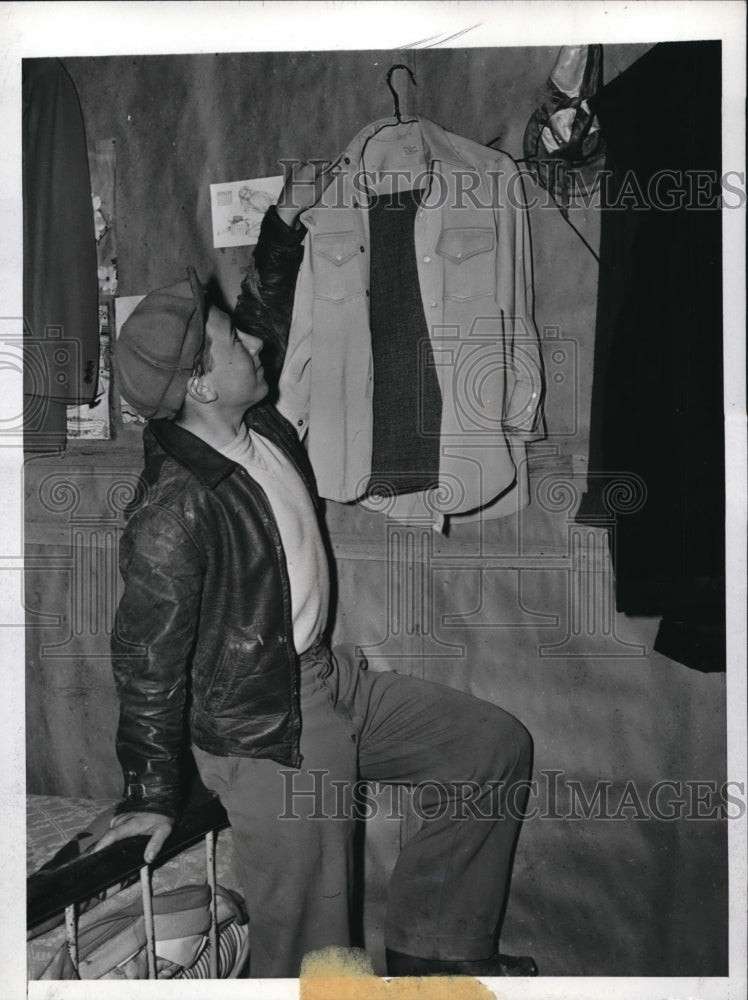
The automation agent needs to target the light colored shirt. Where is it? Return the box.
[218,425,329,654]
[277,115,545,524]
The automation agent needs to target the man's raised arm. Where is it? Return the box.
[234,160,335,384]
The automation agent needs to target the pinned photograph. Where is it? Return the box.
[210,176,284,248]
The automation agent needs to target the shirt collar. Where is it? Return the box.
[304,115,473,220]
[342,114,470,170]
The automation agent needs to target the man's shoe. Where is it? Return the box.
[386,948,538,977]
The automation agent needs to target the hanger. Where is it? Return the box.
[359,64,418,155]
[359,63,421,197]
[386,64,417,125]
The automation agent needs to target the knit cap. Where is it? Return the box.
[117,266,206,419]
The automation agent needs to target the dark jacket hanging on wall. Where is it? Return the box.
[577,41,724,672]
[23,58,100,449]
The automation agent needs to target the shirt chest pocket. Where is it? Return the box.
[311,231,365,303]
[436,226,496,302]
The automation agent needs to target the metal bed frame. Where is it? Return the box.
[27,792,230,980]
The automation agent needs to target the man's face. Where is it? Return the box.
[203,306,268,410]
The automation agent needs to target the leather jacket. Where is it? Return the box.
[113,207,310,819]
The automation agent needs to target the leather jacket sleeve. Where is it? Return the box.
[112,503,204,819]
[233,204,306,385]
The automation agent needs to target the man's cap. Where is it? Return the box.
[117,266,207,420]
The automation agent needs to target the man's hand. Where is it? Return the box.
[92,811,175,865]
[277,159,338,228]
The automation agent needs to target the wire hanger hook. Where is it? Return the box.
[386,64,417,123]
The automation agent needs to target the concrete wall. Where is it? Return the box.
[24,45,727,976]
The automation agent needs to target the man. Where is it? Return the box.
[95,163,537,979]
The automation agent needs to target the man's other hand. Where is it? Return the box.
[92,811,175,865]
[277,159,338,227]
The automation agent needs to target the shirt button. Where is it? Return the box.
[344,157,351,165]
[423,255,431,263]
[456,252,463,259]
[297,419,304,427]
[335,254,342,261]
[360,246,365,253]
[430,301,437,308]
[365,290,370,297]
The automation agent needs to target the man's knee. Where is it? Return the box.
[514,716,533,762]
[488,709,533,783]
[513,718,533,777]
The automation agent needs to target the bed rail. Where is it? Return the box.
[28,793,229,979]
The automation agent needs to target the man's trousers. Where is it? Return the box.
[192,641,532,978]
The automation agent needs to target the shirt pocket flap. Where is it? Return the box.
[313,231,360,266]
[436,226,495,264]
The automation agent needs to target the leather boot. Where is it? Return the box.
[386,948,538,977]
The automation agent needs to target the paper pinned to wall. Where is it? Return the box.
[66,303,113,440]
[67,138,119,440]
[210,176,284,248]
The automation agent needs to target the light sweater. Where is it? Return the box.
[218,424,329,654]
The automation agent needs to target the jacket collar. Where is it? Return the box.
[145,418,237,488]
[144,404,303,491]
